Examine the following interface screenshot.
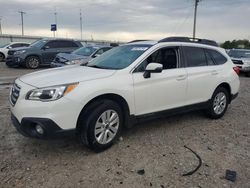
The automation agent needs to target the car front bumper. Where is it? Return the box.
[9,79,83,138]
[11,114,75,138]
[6,55,25,67]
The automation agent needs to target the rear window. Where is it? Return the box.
[207,49,227,65]
[184,47,207,67]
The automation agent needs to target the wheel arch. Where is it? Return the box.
[0,52,5,59]
[76,93,132,132]
[25,54,42,63]
[214,82,232,103]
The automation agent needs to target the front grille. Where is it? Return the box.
[10,83,21,106]
[232,60,243,65]
[8,50,15,55]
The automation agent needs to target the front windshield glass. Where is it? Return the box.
[86,44,152,70]
[0,43,9,48]
[228,50,250,58]
[30,40,47,48]
[73,46,97,56]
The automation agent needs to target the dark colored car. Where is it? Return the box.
[6,39,82,69]
[50,46,112,67]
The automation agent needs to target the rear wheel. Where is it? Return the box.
[206,87,229,119]
[0,53,5,62]
[77,100,123,152]
[25,56,40,69]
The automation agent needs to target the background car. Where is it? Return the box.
[0,42,30,62]
[50,45,112,67]
[228,49,250,77]
[6,38,82,69]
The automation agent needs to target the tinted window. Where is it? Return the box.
[136,47,178,72]
[208,49,227,65]
[205,50,215,66]
[60,41,78,48]
[11,43,23,48]
[46,41,61,48]
[184,47,207,67]
[22,43,29,47]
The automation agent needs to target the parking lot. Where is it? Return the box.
[0,62,249,188]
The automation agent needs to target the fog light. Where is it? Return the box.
[35,125,44,135]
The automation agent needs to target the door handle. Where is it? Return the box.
[176,75,187,81]
[211,70,219,75]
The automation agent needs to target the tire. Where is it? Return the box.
[245,72,250,77]
[25,56,40,69]
[77,100,123,152]
[0,53,5,62]
[206,87,229,119]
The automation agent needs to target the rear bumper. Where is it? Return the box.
[11,114,75,139]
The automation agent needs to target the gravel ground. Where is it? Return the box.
[0,62,249,188]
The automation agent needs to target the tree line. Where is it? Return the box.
[221,39,250,49]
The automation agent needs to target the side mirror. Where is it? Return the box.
[143,63,163,78]
[42,46,50,50]
[7,46,12,49]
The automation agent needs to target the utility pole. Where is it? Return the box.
[18,11,26,36]
[80,9,83,40]
[54,7,57,37]
[0,17,2,35]
[193,0,200,39]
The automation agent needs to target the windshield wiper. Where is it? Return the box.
[86,65,105,69]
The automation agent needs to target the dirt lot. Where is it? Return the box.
[0,62,249,188]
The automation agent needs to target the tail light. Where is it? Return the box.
[233,67,240,75]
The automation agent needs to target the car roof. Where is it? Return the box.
[230,48,250,51]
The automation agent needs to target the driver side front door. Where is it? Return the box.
[132,46,188,116]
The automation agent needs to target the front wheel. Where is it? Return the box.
[77,100,123,152]
[206,87,229,119]
[0,53,5,62]
[25,56,40,69]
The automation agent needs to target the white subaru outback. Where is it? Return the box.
[10,37,240,151]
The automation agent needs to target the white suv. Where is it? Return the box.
[10,37,240,151]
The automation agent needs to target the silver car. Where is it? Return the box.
[228,49,250,77]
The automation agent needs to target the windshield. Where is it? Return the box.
[228,50,250,58]
[30,40,48,48]
[86,44,152,70]
[0,43,9,48]
[72,46,97,56]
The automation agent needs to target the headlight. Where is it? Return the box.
[14,50,26,55]
[66,59,87,65]
[26,83,78,101]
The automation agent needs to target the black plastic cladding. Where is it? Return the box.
[158,37,218,47]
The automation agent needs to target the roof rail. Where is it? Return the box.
[158,37,218,47]
[127,40,150,43]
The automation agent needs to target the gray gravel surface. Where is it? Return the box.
[0,63,249,188]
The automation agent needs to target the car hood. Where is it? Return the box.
[9,46,31,52]
[231,57,250,63]
[56,53,89,61]
[19,65,116,88]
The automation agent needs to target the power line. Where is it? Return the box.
[18,10,26,36]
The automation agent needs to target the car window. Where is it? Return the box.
[10,43,23,48]
[184,47,207,67]
[45,41,60,48]
[135,47,178,72]
[60,41,78,48]
[87,44,152,70]
[207,49,227,65]
[205,50,215,66]
[22,43,29,47]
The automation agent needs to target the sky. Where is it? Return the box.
[0,0,250,42]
